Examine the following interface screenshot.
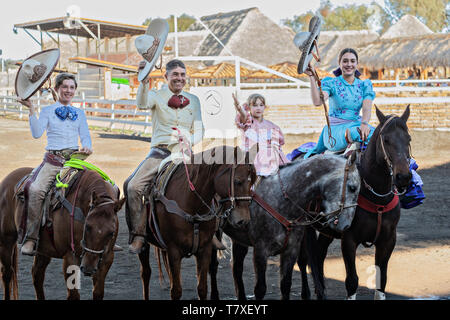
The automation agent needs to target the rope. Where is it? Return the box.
[56,158,115,188]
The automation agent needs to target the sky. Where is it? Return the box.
[0,0,384,60]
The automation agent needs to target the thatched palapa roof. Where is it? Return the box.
[189,62,251,79]
[357,33,450,70]
[381,15,433,39]
[187,7,300,66]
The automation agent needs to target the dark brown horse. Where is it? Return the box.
[299,105,412,300]
[136,145,256,300]
[0,168,125,300]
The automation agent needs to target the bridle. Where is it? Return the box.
[277,154,358,228]
[361,116,410,197]
[80,198,116,261]
[217,164,254,219]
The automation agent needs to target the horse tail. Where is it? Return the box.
[11,244,19,300]
[154,247,170,288]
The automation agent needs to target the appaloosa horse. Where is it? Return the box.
[136,145,256,300]
[298,105,412,300]
[210,152,361,300]
[0,168,125,300]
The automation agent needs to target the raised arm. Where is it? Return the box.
[19,98,47,138]
[305,66,329,106]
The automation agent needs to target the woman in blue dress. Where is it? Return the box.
[304,48,376,158]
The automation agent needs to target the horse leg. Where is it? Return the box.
[167,248,183,300]
[341,233,359,299]
[297,235,311,300]
[195,244,213,300]
[63,254,81,300]
[374,232,397,300]
[31,254,51,300]
[315,232,334,299]
[279,243,301,300]
[253,245,268,300]
[138,244,151,300]
[0,242,18,300]
[209,245,219,300]
[92,253,114,300]
[231,241,248,300]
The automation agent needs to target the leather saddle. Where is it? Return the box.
[14,167,85,243]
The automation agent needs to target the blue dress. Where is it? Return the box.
[304,75,376,158]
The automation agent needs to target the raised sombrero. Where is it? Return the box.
[293,16,322,74]
[15,48,60,100]
[135,18,169,82]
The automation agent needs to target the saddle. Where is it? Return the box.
[144,161,180,249]
[14,166,84,243]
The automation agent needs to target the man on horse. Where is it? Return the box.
[18,72,93,256]
[125,58,220,254]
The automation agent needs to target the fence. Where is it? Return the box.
[1,79,449,134]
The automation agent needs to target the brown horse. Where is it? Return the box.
[0,167,125,300]
[136,145,256,300]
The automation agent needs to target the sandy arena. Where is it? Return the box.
[0,117,449,300]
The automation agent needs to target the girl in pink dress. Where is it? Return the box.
[233,93,290,176]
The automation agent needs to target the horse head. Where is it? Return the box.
[374,105,412,192]
[214,146,257,228]
[80,190,125,277]
[318,152,361,232]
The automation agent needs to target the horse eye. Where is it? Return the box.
[235,179,243,185]
[348,185,357,193]
[85,225,92,232]
[384,137,390,145]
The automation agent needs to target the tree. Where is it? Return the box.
[382,0,448,32]
[282,1,373,32]
[142,14,196,32]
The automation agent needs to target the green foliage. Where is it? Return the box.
[383,0,448,32]
[142,14,196,32]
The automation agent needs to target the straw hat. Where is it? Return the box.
[15,48,60,100]
[135,18,169,81]
[294,16,322,74]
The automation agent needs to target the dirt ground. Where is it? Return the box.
[0,117,449,300]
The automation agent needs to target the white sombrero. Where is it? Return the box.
[135,18,169,82]
[15,48,60,100]
[294,16,322,74]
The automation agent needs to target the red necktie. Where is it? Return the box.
[168,94,190,109]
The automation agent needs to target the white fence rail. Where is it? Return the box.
[1,81,449,133]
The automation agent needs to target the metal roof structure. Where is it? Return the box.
[14,17,146,40]
[69,56,138,73]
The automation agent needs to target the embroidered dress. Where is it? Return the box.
[235,111,290,176]
[304,75,376,158]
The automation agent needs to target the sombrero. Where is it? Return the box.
[135,18,169,82]
[293,16,322,74]
[15,48,60,100]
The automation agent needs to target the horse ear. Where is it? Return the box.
[348,150,357,167]
[90,190,98,206]
[401,104,410,123]
[247,143,259,165]
[115,197,126,212]
[375,105,387,124]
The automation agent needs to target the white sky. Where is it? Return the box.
[0,0,384,60]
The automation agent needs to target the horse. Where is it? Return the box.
[209,152,361,300]
[0,167,125,300]
[298,105,412,300]
[135,145,257,300]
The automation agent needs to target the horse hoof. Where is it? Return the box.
[374,290,386,300]
[347,294,357,300]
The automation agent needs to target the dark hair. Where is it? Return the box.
[54,73,77,89]
[333,48,361,78]
[165,59,186,74]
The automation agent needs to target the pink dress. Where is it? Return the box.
[235,109,290,176]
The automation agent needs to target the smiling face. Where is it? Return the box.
[165,66,186,94]
[339,52,358,78]
[56,79,76,105]
[250,98,266,121]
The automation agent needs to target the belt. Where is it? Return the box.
[49,149,78,160]
[155,144,168,148]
